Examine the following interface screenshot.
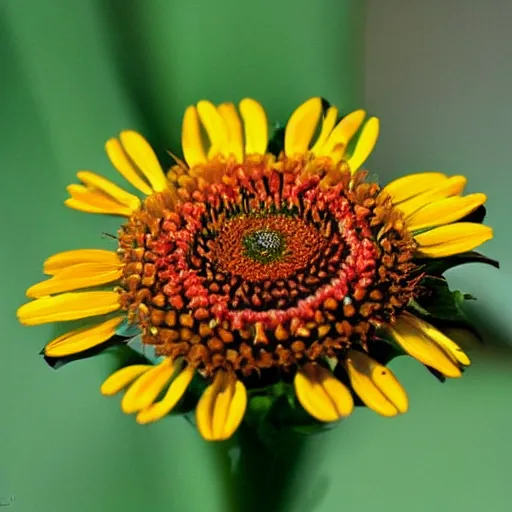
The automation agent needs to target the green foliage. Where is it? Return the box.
[408,276,482,341]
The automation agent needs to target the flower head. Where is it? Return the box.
[17,97,495,441]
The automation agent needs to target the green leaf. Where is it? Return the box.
[413,276,467,320]
[408,276,483,341]
[416,251,500,276]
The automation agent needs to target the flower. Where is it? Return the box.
[17,97,494,441]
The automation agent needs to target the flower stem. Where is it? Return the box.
[230,424,308,512]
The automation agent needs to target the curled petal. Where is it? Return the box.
[182,106,207,167]
[197,100,230,159]
[397,176,468,217]
[406,193,487,231]
[387,313,466,377]
[294,363,354,422]
[119,131,168,192]
[65,185,134,217]
[317,109,366,162]
[17,291,120,326]
[346,117,379,173]
[45,316,124,357]
[101,365,153,396]
[121,358,175,414]
[414,223,493,258]
[76,171,141,211]
[239,98,268,155]
[43,249,121,276]
[284,97,322,156]
[27,262,122,298]
[136,366,195,424]
[382,172,448,204]
[345,350,408,417]
[218,103,244,162]
[310,106,339,154]
[196,371,247,441]
[399,313,470,366]
[105,138,153,195]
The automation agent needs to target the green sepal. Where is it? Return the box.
[408,276,483,341]
[242,381,330,445]
[415,276,472,320]
[416,251,499,276]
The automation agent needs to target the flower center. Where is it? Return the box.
[210,214,326,283]
[243,228,285,264]
[118,156,419,379]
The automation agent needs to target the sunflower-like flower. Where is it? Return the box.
[17,97,495,441]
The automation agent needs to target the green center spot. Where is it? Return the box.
[243,229,286,264]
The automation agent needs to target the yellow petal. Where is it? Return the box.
[17,291,120,326]
[239,98,268,155]
[284,97,322,156]
[44,249,121,275]
[121,358,174,414]
[382,172,448,204]
[45,316,124,357]
[397,176,468,217]
[294,363,354,422]
[119,131,168,192]
[195,371,223,440]
[400,312,471,366]
[105,138,153,195]
[196,371,247,441]
[27,262,122,298]
[221,380,247,439]
[310,106,339,154]
[101,365,153,396]
[414,223,493,258]
[218,103,244,162]
[317,109,366,161]
[211,373,236,439]
[346,117,379,172]
[345,350,408,417]
[387,315,462,377]
[196,100,230,159]
[406,193,487,231]
[182,106,207,167]
[76,171,141,211]
[65,185,133,216]
[136,366,195,424]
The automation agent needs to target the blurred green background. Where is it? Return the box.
[1,1,511,511]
